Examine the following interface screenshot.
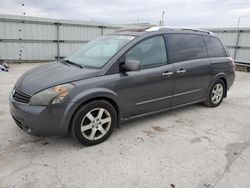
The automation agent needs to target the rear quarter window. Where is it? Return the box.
[167,33,207,63]
[203,36,227,57]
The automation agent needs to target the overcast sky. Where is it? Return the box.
[0,0,250,27]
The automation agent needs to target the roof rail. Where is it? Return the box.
[145,26,215,36]
[177,28,215,35]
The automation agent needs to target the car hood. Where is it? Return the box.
[15,62,101,95]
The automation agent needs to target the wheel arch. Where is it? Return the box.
[218,77,227,97]
[65,92,122,135]
[209,74,228,98]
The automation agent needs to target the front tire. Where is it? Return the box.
[204,80,225,107]
[71,100,117,146]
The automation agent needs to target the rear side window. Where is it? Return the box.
[203,36,227,57]
[167,34,207,63]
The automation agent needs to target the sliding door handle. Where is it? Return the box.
[177,69,186,74]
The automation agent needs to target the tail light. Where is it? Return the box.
[229,57,235,71]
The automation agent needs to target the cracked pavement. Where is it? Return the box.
[0,63,250,188]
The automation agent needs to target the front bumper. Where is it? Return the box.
[9,97,69,137]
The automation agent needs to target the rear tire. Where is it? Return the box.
[204,79,225,107]
[71,100,117,146]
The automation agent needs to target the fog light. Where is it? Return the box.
[24,126,32,134]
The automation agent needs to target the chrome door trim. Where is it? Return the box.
[173,88,203,97]
[135,95,173,106]
[135,88,202,106]
[123,98,205,121]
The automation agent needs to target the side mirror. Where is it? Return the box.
[122,60,140,71]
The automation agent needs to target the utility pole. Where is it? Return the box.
[18,2,25,63]
[161,11,165,26]
[234,16,241,60]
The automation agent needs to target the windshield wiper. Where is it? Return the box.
[60,59,83,69]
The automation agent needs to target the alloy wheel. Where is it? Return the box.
[211,83,223,104]
[80,108,112,140]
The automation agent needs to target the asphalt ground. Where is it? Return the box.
[0,63,250,188]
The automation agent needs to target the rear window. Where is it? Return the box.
[167,34,207,63]
[203,36,227,57]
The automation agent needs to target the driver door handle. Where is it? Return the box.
[162,71,173,76]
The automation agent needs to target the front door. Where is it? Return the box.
[120,35,175,117]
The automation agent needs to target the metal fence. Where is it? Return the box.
[208,28,250,64]
[0,14,119,62]
[1,14,250,64]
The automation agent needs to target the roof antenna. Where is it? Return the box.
[161,11,165,26]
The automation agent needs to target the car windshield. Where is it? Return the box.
[65,35,135,68]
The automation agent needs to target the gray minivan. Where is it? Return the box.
[10,27,235,145]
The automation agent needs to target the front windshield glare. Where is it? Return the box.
[65,35,135,68]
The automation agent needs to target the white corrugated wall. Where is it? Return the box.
[1,14,250,64]
[209,28,250,64]
[0,14,119,62]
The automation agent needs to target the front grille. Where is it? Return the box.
[13,89,31,103]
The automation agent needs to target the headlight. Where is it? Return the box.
[29,83,74,106]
